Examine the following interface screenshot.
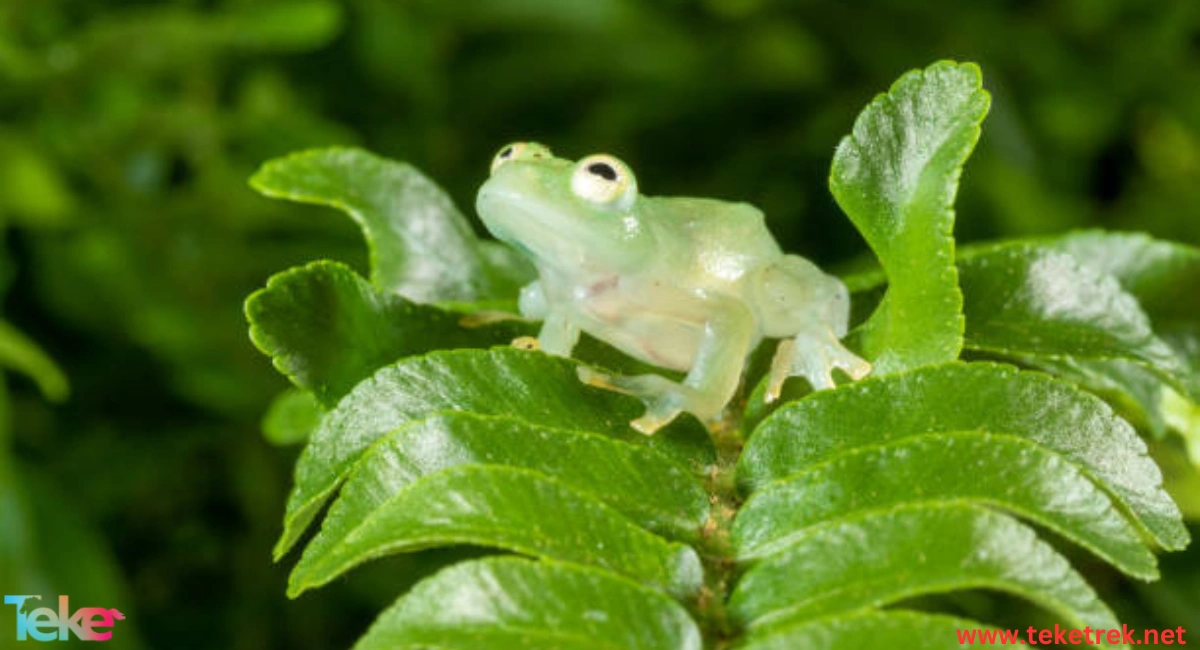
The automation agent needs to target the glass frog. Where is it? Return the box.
[476,142,871,434]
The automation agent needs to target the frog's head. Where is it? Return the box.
[477,142,649,273]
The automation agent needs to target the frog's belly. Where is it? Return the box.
[575,307,705,372]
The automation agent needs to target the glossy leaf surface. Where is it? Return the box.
[1035,232,1199,437]
[958,243,1187,390]
[300,412,708,578]
[829,60,989,373]
[730,504,1120,633]
[275,348,714,558]
[288,465,703,599]
[250,147,532,303]
[741,362,1187,551]
[734,432,1156,578]
[246,260,524,406]
[354,557,702,650]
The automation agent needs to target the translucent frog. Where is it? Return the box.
[476,142,871,434]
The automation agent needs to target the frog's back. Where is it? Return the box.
[647,196,782,284]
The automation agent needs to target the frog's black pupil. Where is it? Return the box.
[588,162,618,181]
[500,146,514,158]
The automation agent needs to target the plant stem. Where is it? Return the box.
[694,412,745,649]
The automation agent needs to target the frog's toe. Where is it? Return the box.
[769,332,870,399]
[797,357,837,391]
[640,385,726,433]
[767,337,834,398]
[511,336,541,351]
[765,340,794,403]
[631,405,683,436]
[576,366,629,394]
[630,387,705,435]
[832,347,872,380]
[577,368,666,396]
[460,310,522,328]
[576,367,708,434]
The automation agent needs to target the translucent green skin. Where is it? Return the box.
[477,145,869,433]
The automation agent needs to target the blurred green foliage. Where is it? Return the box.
[0,1,1197,648]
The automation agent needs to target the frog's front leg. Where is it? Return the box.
[511,280,582,356]
[580,295,756,435]
[518,280,548,320]
[534,308,581,356]
[502,280,573,355]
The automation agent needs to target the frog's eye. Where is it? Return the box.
[571,154,637,209]
[491,142,552,174]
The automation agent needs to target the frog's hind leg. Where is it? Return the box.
[753,255,872,402]
[765,333,871,402]
[578,294,757,435]
[577,367,700,434]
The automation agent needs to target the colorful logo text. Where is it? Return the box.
[3,595,124,642]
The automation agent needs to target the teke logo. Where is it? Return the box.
[3,595,125,642]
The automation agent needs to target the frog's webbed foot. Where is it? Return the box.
[765,331,871,403]
[577,367,715,435]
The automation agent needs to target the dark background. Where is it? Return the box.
[1,1,1197,648]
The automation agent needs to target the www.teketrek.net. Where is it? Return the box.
[958,625,1187,645]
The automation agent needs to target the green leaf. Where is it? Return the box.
[246,260,526,406]
[1013,356,1182,437]
[735,610,994,650]
[729,504,1120,634]
[301,413,707,581]
[250,147,533,303]
[261,388,322,446]
[958,243,1188,391]
[740,362,1188,551]
[1163,390,1200,466]
[218,1,343,50]
[72,1,342,74]
[829,60,989,373]
[353,557,702,650]
[287,464,703,599]
[734,432,1157,579]
[0,133,75,227]
[955,238,1199,446]
[1047,231,1200,352]
[275,348,714,559]
[1039,231,1200,437]
[0,319,68,402]
[847,232,1200,437]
